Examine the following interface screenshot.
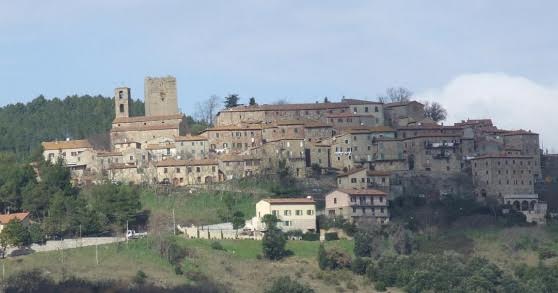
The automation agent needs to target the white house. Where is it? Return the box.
[254,198,316,232]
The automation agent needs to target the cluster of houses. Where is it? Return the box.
[41,76,547,227]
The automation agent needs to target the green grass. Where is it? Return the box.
[141,189,258,225]
[179,238,354,259]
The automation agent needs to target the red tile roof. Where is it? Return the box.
[0,212,30,224]
[113,114,183,123]
[337,189,387,196]
[262,198,315,205]
[42,139,92,150]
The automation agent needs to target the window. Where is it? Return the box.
[164,168,168,173]
[365,107,369,113]
[284,221,292,226]
[284,210,291,216]
[351,178,357,183]
[306,210,314,215]
[196,167,201,172]
[272,210,278,216]
[334,198,337,204]
[176,168,181,173]
[295,210,303,216]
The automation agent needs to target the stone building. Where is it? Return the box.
[471,154,536,198]
[175,135,209,159]
[202,124,263,154]
[42,139,97,184]
[215,98,383,126]
[325,189,389,224]
[503,130,541,179]
[336,168,391,192]
[108,163,143,184]
[110,114,186,146]
[384,101,425,127]
[154,158,220,186]
[146,142,176,161]
[254,198,316,232]
[325,113,378,128]
[502,194,547,224]
[144,76,178,116]
[307,139,331,170]
[402,134,463,173]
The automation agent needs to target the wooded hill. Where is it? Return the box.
[0,95,206,159]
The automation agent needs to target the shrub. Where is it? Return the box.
[325,232,339,241]
[262,227,287,260]
[538,246,557,260]
[351,257,371,275]
[265,276,314,293]
[133,270,147,285]
[210,241,225,251]
[285,229,304,239]
[302,232,319,241]
[318,245,351,270]
[374,281,387,291]
[354,229,375,257]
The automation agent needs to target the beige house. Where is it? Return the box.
[108,163,143,184]
[254,198,316,232]
[325,189,389,224]
[42,139,97,184]
[0,212,30,233]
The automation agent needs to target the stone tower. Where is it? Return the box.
[114,87,131,118]
[144,76,178,116]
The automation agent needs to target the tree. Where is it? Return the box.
[354,227,376,257]
[195,95,220,126]
[261,214,287,260]
[249,97,257,106]
[265,276,314,293]
[393,226,415,255]
[424,101,448,122]
[378,87,413,103]
[0,219,31,254]
[232,211,245,237]
[323,97,330,103]
[224,94,240,108]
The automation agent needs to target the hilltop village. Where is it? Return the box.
[41,76,547,230]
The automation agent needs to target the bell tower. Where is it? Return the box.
[115,87,131,118]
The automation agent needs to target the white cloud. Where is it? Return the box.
[419,73,558,152]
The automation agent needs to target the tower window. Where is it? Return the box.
[119,104,124,113]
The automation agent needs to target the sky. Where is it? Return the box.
[1,1,557,150]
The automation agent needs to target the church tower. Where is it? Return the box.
[114,87,131,118]
[144,76,178,116]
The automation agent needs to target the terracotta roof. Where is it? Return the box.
[337,189,387,196]
[275,120,308,126]
[401,134,462,140]
[367,170,392,176]
[341,98,383,105]
[146,143,175,150]
[397,125,463,130]
[304,123,332,129]
[337,168,366,178]
[262,198,315,205]
[111,124,180,132]
[0,212,30,224]
[326,113,374,118]
[97,151,123,157]
[175,135,208,142]
[204,125,263,131]
[470,154,533,160]
[502,130,538,136]
[219,102,348,113]
[109,163,137,170]
[346,126,395,134]
[113,114,183,123]
[219,154,245,162]
[266,137,305,143]
[384,101,423,108]
[185,159,218,166]
[154,159,187,167]
[42,139,92,150]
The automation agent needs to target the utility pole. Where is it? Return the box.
[173,208,176,235]
[95,242,99,265]
[126,220,129,248]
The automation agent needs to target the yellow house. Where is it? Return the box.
[255,198,316,232]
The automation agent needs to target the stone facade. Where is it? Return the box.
[144,76,178,116]
[175,135,209,159]
[471,155,536,198]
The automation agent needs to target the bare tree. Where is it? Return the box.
[195,95,220,126]
[378,87,413,103]
[424,101,448,122]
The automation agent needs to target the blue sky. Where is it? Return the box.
[1,1,557,149]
